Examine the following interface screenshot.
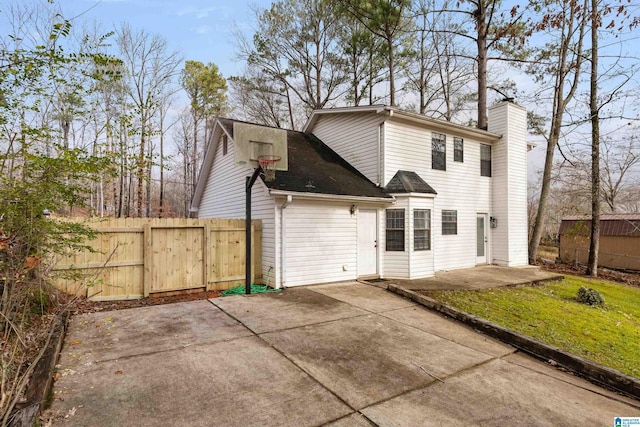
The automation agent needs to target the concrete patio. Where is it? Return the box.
[49,282,638,426]
[386,265,563,291]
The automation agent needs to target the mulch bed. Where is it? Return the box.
[67,290,222,315]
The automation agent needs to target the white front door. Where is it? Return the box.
[476,214,488,264]
[358,209,378,277]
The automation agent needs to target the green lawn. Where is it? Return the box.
[426,276,640,378]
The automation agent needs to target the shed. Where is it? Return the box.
[558,214,640,271]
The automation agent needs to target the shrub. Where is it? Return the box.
[576,286,606,307]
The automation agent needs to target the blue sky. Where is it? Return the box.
[59,0,273,79]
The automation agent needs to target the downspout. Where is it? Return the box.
[279,195,293,289]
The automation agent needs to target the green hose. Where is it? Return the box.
[221,268,280,296]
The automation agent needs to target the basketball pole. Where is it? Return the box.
[245,166,262,295]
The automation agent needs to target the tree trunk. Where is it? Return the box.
[387,30,395,107]
[586,0,600,277]
[192,113,198,203]
[159,118,165,218]
[146,141,152,218]
[475,2,488,130]
[528,130,559,263]
[528,1,586,263]
[136,122,146,217]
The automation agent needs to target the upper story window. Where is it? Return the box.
[386,209,405,251]
[481,144,491,177]
[432,132,446,171]
[414,209,431,251]
[442,210,458,235]
[454,137,463,162]
[222,134,228,155]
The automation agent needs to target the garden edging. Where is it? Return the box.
[387,283,640,401]
[9,313,68,426]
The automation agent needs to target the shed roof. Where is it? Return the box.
[559,214,640,237]
[384,170,437,194]
[217,118,392,199]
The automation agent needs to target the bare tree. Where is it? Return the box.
[601,135,640,212]
[339,0,412,107]
[233,0,347,128]
[116,24,181,217]
[405,0,475,119]
[527,0,588,263]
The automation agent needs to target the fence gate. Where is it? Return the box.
[145,225,206,295]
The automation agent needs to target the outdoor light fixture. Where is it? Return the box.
[350,204,356,215]
[490,217,498,228]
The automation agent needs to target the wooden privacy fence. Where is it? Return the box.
[52,218,262,301]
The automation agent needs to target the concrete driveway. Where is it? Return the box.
[51,282,639,426]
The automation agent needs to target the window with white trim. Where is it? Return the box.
[481,144,491,177]
[432,132,446,170]
[414,209,431,250]
[454,137,463,162]
[442,210,457,235]
[386,209,405,251]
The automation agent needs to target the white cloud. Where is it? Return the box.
[176,5,218,19]
[195,25,211,35]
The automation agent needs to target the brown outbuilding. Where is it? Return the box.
[558,213,640,271]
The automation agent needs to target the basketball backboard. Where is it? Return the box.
[233,122,288,171]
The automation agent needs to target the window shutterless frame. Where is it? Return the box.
[432,132,446,170]
[442,210,457,235]
[414,209,431,250]
[386,209,405,251]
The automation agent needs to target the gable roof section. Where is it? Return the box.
[385,170,437,194]
[560,214,640,237]
[214,118,391,199]
[304,105,501,143]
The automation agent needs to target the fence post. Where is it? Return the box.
[204,222,210,291]
[143,223,151,297]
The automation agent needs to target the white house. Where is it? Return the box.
[191,100,529,288]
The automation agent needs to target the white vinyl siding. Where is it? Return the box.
[385,209,405,251]
[408,197,435,278]
[283,201,357,286]
[382,199,409,278]
[384,119,491,271]
[197,127,277,284]
[309,113,384,184]
[488,102,528,266]
[383,196,435,279]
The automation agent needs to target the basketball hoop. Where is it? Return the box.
[257,155,280,182]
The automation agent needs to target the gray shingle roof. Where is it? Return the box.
[218,118,392,199]
[384,170,437,194]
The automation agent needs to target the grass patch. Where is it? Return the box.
[427,276,640,378]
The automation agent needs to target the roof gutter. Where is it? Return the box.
[380,107,500,143]
[269,190,395,204]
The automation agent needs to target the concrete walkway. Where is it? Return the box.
[50,282,638,426]
[389,265,563,291]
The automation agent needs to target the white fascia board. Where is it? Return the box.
[303,105,387,132]
[388,192,436,199]
[388,110,501,143]
[269,189,395,204]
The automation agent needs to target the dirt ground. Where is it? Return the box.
[64,289,222,315]
[536,260,640,288]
